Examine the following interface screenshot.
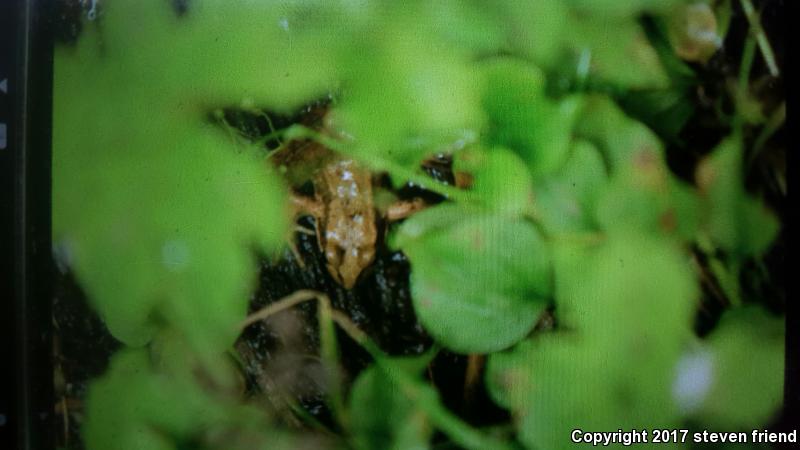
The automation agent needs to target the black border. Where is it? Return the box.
[1,0,54,449]
[0,1,794,449]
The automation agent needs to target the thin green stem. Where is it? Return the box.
[282,124,476,203]
[696,233,742,307]
[317,295,348,428]
[330,311,513,450]
[732,30,758,135]
[739,0,779,76]
[737,33,758,96]
[258,110,283,147]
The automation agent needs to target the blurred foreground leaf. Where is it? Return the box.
[349,355,435,450]
[697,136,779,257]
[488,234,698,449]
[480,58,583,176]
[533,139,607,234]
[679,306,785,428]
[394,207,551,353]
[453,146,535,216]
[501,0,672,89]
[84,348,319,450]
[52,0,304,352]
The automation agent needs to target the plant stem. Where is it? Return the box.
[696,233,742,307]
[739,0,779,77]
[331,311,514,450]
[242,291,514,450]
[239,289,321,329]
[733,30,757,134]
[240,290,348,427]
[737,33,757,96]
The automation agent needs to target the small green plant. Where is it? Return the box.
[53,1,785,449]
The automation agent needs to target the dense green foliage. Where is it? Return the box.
[53,1,785,449]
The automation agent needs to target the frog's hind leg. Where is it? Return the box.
[286,192,324,268]
[385,197,427,222]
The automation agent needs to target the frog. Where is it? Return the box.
[269,120,424,289]
[286,151,428,288]
[289,155,375,288]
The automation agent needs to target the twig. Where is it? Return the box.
[241,289,513,450]
[240,289,323,329]
[240,290,347,426]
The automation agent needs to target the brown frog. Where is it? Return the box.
[262,98,440,288]
[287,151,426,288]
[271,117,424,289]
[291,155,377,288]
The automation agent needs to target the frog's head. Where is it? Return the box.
[325,244,375,289]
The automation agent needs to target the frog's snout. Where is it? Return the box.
[328,247,375,289]
[327,261,359,290]
[339,268,359,290]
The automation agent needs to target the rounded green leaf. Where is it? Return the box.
[480,58,583,176]
[553,233,697,341]
[697,136,780,257]
[399,211,552,353]
[453,146,535,216]
[595,162,700,241]
[575,95,666,172]
[501,1,669,89]
[330,8,484,167]
[533,140,608,234]
[488,235,698,449]
[84,348,306,450]
[686,307,785,428]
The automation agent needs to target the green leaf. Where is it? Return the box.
[615,88,695,143]
[575,95,666,172]
[488,234,697,449]
[567,0,688,17]
[570,96,701,241]
[84,348,308,450]
[678,307,784,428]
[396,209,551,353]
[349,356,435,450]
[697,136,780,257]
[73,0,342,114]
[53,0,295,352]
[487,333,682,450]
[453,146,535,216]
[556,140,610,207]
[329,6,484,168]
[533,140,607,234]
[421,0,507,54]
[553,234,697,341]
[665,2,722,64]
[84,349,228,450]
[480,58,583,176]
[594,159,700,241]
[500,1,670,89]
